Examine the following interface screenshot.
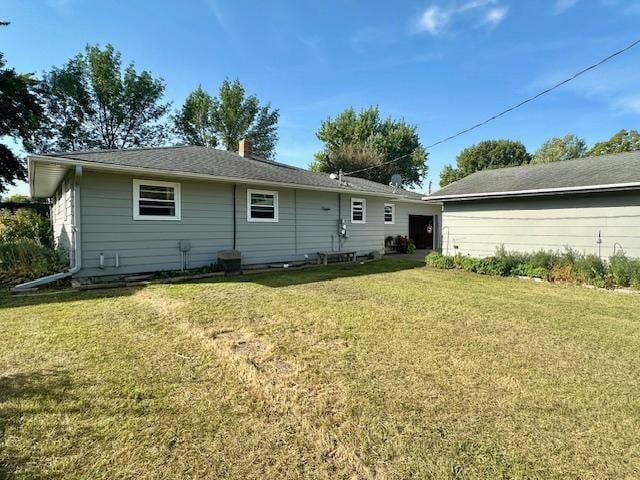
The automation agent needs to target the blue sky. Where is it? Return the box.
[3,0,640,196]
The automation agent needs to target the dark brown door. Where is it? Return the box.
[409,215,434,250]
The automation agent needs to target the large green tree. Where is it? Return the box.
[440,140,530,187]
[32,44,170,152]
[173,86,217,147]
[174,79,279,158]
[531,134,586,164]
[311,106,427,188]
[0,52,42,193]
[588,129,640,156]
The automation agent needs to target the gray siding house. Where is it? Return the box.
[30,142,439,280]
[426,151,640,258]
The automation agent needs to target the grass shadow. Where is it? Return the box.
[203,258,425,288]
[0,369,72,479]
[0,259,425,309]
[0,285,144,310]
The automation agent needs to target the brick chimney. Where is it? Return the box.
[239,138,252,157]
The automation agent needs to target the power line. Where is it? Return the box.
[345,36,640,177]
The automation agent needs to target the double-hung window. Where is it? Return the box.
[247,189,279,222]
[384,203,395,224]
[133,179,181,220]
[351,198,366,223]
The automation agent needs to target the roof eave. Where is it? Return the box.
[423,182,640,202]
[29,155,422,201]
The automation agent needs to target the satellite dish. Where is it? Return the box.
[390,174,403,187]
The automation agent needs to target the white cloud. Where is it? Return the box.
[457,0,498,12]
[615,95,640,114]
[416,1,506,36]
[554,0,579,14]
[485,6,508,25]
[47,0,72,14]
[206,0,225,25]
[417,6,451,35]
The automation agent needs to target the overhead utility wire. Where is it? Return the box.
[344,36,640,177]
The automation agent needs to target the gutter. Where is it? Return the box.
[424,181,640,202]
[29,155,422,201]
[12,167,83,292]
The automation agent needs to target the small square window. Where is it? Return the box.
[351,198,366,223]
[133,179,181,220]
[384,203,395,224]
[248,189,279,222]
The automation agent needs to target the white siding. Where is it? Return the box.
[442,192,640,258]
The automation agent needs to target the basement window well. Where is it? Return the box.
[247,189,279,222]
[133,179,181,220]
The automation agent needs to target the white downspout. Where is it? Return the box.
[12,166,83,292]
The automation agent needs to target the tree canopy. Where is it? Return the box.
[311,106,427,188]
[0,53,42,193]
[31,44,170,153]
[440,139,530,187]
[587,129,640,156]
[174,79,279,158]
[531,134,586,164]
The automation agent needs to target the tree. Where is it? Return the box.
[173,86,217,147]
[3,194,30,203]
[0,53,42,193]
[440,140,530,187]
[588,129,640,157]
[317,144,386,179]
[31,44,170,153]
[174,79,279,158]
[531,134,586,164]
[311,106,427,188]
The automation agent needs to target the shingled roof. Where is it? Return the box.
[427,150,640,201]
[32,145,424,200]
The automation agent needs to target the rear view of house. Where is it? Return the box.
[427,151,640,258]
[27,141,439,283]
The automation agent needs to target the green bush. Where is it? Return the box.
[512,263,547,279]
[453,255,480,272]
[0,209,53,247]
[426,252,455,269]
[0,239,68,283]
[607,253,640,288]
[574,254,607,287]
[425,246,640,290]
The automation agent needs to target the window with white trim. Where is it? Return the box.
[247,189,279,222]
[133,179,181,220]
[384,203,395,224]
[351,198,366,223]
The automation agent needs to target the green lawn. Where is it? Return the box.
[1,259,639,479]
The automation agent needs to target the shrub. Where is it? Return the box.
[528,250,557,271]
[425,247,640,290]
[512,263,547,279]
[407,240,416,254]
[426,252,454,269]
[574,254,607,287]
[0,209,53,247]
[607,252,640,288]
[453,255,480,272]
[476,256,510,276]
[0,239,68,284]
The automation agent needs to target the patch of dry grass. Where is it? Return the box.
[1,259,639,479]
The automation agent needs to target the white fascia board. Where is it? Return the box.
[423,182,640,201]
